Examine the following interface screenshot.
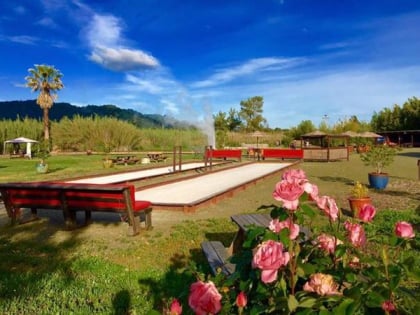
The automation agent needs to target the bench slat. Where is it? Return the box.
[201,241,235,276]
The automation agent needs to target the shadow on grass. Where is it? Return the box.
[112,289,131,315]
[0,218,84,309]
[317,176,354,186]
[373,187,420,202]
[138,251,199,313]
[397,151,420,158]
[0,210,135,313]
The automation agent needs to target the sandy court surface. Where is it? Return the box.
[136,163,290,204]
[67,162,211,184]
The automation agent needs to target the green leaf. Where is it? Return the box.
[334,244,346,258]
[288,294,299,312]
[334,298,355,315]
[300,203,316,218]
[279,275,287,295]
[296,266,306,278]
[365,291,385,308]
[298,297,317,308]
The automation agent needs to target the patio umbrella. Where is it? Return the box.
[249,131,266,149]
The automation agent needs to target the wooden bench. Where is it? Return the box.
[201,241,235,276]
[204,149,242,161]
[260,148,303,160]
[0,182,152,236]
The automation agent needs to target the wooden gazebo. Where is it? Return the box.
[301,131,349,161]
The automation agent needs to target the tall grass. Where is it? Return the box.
[0,116,209,154]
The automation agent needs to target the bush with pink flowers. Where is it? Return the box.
[162,169,419,314]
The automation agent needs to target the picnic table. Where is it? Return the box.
[113,155,139,165]
[147,152,167,162]
[229,213,272,254]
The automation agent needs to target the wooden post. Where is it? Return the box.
[418,160,420,181]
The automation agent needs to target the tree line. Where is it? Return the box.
[213,95,419,147]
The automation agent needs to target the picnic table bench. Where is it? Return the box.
[201,213,311,275]
[0,182,152,236]
[201,213,271,275]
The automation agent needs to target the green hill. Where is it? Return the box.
[0,100,172,128]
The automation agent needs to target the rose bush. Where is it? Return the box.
[164,169,419,314]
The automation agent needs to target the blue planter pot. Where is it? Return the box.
[36,163,49,174]
[368,173,389,190]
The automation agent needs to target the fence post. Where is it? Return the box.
[418,160,420,180]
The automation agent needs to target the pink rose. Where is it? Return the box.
[236,291,247,308]
[317,233,343,254]
[395,221,415,239]
[188,281,222,315]
[269,218,300,240]
[303,273,340,296]
[169,298,182,315]
[382,300,396,312]
[282,169,307,183]
[273,180,304,211]
[358,204,376,222]
[252,240,290,284]
[344,221,366,247]
[316,196,339,221]
[303,182,319,201]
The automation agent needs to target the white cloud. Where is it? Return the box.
[125,74,163,94]
[86,14,121,47]
[8,35,38,45]
[89,46,159,71]
[85,14,159,71]
[37,17,58,28]
[191,57,305,88]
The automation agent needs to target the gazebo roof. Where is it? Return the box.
[4,137,38,144]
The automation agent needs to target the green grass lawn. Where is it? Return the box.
[0,149,419,314]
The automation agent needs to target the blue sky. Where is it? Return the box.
[1,0,419,129]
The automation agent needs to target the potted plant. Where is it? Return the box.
[360,145,397,189]
[36,141,50,173]
[348,181,371,217]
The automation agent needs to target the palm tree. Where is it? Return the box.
[25,64,64,146]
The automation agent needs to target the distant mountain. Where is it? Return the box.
[0,100,178,128]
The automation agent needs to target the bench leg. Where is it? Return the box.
[63,210,77,230]
[127,216,140,236]
[10,207,22,225]
[144,208,152,230]
[84,210,92,225]
[30,208,38,220]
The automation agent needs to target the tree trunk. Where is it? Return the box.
[43,107,50,142]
